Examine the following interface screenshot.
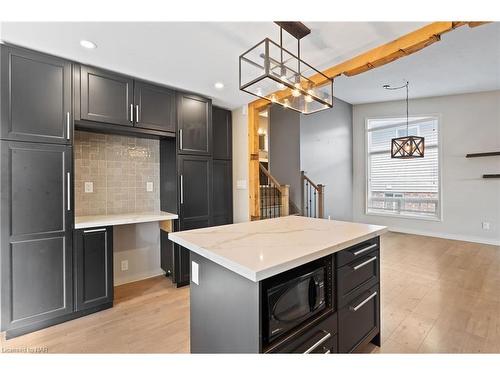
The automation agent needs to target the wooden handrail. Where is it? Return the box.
[301,171,325,218]
[302,173,319,191]
[259,163,282,188]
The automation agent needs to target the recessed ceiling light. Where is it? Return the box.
[80,40,97,49]
[214,82,224,90]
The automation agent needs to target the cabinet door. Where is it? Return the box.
[212,107,232,160]
[80,65,134,126]
[0,141,73,331]
[177,93,212,155]
[338,285,380,353]
[178,155,212,222]
[213,160,232,225]
[134,81,176,132]
[74,227,113,311]
[0,45,72,144]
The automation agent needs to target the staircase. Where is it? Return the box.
[301,171,325,218]
[259,163,289,219]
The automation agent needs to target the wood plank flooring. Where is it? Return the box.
[1,231,499,353]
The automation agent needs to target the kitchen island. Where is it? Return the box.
[169,216,387,353]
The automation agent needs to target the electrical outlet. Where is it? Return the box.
[236,179,247,190]
[482,222,491,231]
[84,181,94,193]
[146,181,153,192]
[121,260,129,271]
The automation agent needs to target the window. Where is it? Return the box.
[366,116,440,220]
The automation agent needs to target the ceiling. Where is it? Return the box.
[0,22,498,108]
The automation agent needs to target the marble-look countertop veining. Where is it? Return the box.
[75,211,178,229]
[168,216,387,282]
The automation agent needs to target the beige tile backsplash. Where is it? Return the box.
[74,131,160,216]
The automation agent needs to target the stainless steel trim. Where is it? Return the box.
[352,243,377,256]
[351,291,377,312]
[83,228,107,233]
[303,331,331,354]
[179,129,183,149]
[130,104,134,123]
[136,105,139,123]
[180,174,184,204]
[67,172,71,211]
[352,256,377,271]
[66,112,70,140]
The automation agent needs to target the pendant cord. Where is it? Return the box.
[280,27,283,65]
[406,81,409,135]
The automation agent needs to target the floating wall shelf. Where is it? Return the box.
[466,151,500,158]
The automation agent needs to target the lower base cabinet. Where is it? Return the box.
[74,227,114,311]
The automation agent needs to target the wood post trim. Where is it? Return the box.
[280,185,289,217]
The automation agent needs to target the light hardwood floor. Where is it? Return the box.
[1,232,499,353]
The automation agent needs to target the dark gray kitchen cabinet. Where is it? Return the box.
[134,81,176,133]
[212,160,232,226]
[338,285,380,353]
[178,155,212,222]
[0,141,73,333]
[74,227,114,311]
[0,45,72,144]
[177,93,212,155]
[79,65,134,126]
[212,107,232,160]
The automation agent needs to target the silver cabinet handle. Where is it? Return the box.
[67,172,71,211]
[352,256,377,271]
[136,105,139,123]
[179,129,183,150]
[83,228,107,233]
[352,243,377,256]
[130,104,134,123]
[180,174,184,204]
[350,291,377,312]
[304,331,331,354]
[66,112,71,140]
[324,350,331,354]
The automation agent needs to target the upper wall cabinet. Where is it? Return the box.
[134,81,176,133]
[79,65,134,126]
[212,107,232,160]
[178,93,212,155]
[0,45,72,144]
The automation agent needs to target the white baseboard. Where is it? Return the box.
[388,226,500,246]
[114,270,166,286]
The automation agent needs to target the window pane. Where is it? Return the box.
[367,117,440,219]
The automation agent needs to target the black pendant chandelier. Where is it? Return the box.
[384,81,425,158]
[239,22,334,114]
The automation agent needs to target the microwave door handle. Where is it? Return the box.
[308,278,316,312]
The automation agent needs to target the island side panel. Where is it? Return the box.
[189,252,261,353]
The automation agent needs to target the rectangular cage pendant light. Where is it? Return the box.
[391,135,425,158]
[239,38,334,114]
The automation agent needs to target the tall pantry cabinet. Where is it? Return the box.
[0,45,74,336]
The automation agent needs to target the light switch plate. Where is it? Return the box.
[482,222,491,230]
[192,261,199,285]
[84,181,93,193]
[121,260,129,271]
[236,179,247,190]
[146,181,154,192]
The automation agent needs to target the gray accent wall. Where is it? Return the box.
[269,105,302,210]
[300,98,354,221]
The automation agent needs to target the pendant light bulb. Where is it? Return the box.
[305,95,313,103]
[292,89,301,97]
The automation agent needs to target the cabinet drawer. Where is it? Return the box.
[336,237,379,268]
[266,312,337,353]
[338,285,380,353]
[337,250,379,308]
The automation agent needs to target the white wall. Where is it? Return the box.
[353,90,500,245]
[300,97,354,221]
[113,222,164,286]
[232,106,250,223]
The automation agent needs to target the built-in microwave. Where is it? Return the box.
[261,256,334,344]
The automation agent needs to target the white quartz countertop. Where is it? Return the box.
[168,216,387,282]
[75,211,178,229]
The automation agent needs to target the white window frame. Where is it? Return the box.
[364,114,443,222]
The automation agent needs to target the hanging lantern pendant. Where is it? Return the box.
[387,81,425,158]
